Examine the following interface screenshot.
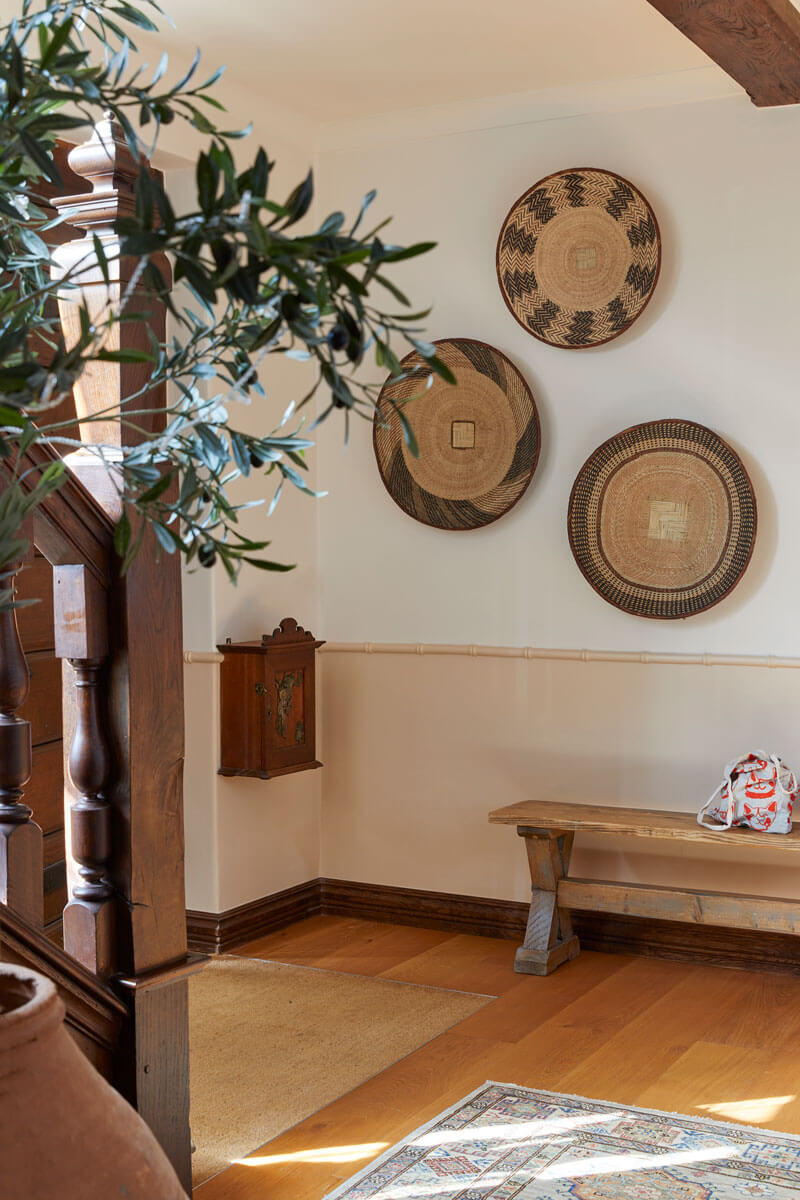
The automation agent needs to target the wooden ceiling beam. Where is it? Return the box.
[644,0,800,105]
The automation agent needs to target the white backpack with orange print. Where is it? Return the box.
[698,752,799,834]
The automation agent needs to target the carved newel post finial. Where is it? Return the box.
[50,118,171,519]
[0,526,43,925]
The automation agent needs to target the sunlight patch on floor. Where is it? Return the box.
[373,1137,745,1198]
[232,1142,389,1167]
[414,1110,627,1148]
[698,1095,796,1124]
[538,1142,742,1180]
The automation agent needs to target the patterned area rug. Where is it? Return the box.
[325,1081,800,1198]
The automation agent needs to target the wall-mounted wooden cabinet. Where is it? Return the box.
[217,617,323,780]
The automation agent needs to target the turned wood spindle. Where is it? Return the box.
[68,657,112,902]
[53,564,114,975]
[0,528,43,926]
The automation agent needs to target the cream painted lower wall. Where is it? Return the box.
[318,651,800,902]
[183,659,322,913]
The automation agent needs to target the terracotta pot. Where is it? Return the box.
[0,963,186,1199]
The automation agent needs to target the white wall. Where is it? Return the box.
[172,89,324,913]
[312,84,800,904]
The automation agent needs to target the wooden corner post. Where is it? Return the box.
[52,121,192,1192]
[515,826,580,976]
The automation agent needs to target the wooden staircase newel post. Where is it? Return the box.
[51,115,169,521]
[0,519,43,926]
[52,120,193,1192]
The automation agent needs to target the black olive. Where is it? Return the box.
[280,294,301,321]
[327,324,348,351]
[201,489,211,503]
[249,450,264,468]
[198,542,217,568]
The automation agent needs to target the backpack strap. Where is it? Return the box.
[697,758,742,831]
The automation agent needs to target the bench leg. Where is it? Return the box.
[515,828,580,976]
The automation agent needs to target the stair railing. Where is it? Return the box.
[0,121,198,1193]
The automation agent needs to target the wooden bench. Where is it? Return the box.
[489,800,800,975]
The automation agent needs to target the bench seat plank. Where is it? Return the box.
[559,878,800,935]
[489,800,800,851]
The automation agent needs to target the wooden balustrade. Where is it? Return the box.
[0,521,43,927]
[53,564,113,976]
[1,119,195,1187]
[45,122,192,1189]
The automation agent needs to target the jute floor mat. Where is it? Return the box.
[189,955,490,1185]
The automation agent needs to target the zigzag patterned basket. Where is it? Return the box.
[496,167,661,349]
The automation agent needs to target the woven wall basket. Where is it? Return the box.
[568,419,756,619]
[496,167,661,349]
[373,338,540,531]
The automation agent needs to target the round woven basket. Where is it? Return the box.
[568,419,756,619]
[496,167,661,349]
[373,338,540,530]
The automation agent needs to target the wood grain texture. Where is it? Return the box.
[217,619,323,780]
[0,537,42,926]
[20,651,62,747]
[573,909,800,974]
[53,564,108,660]
[106,526,187,974]
[516,832,578,975]
[194,917,800,1200]
[187,880,323,954]
[189,878,800,974]
[43,859,67,925]
[645,0,800,105]
[16,554,56,652]
[24,443,115,588]
[27,124,191,1181]
[115,980,192,1194]
[26,741,63,833]
[560,877,800,933]
[320,878,532,939]
[0,899,127,1078]
[490,798,800,849]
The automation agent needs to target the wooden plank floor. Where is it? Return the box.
[194,916,800,1198]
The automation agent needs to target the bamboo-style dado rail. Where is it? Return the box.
[184,643,800,670]
[0,123,196,1191]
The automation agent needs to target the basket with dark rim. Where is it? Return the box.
[568,419,756,619]
[496,167,661,349]
[373,338,540,531]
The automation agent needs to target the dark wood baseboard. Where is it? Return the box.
[572,909,800,976]
[186,879,321,954]
[187,877,800,975]
[320,878,529,940]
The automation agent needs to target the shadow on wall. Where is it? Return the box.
[687,441,777,623]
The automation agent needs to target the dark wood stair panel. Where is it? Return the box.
[16,553,56,653]
[44,860,67,926]
[27,742,65,835]
[43,828,65,867]
[20,651,63,746]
